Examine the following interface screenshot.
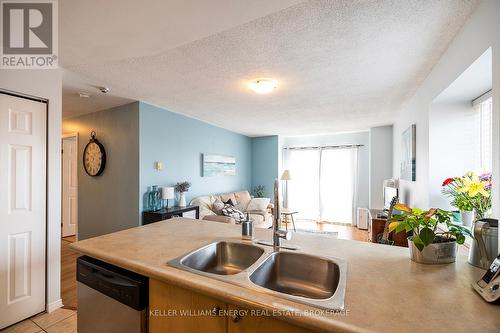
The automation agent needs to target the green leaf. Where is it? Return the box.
[388,215,405,222]
[455,233,465,244]
[412,208,423,214]
[395,222,407,234]
[419,227,435,246]
[388,222,400,233]
[412,235,425,252]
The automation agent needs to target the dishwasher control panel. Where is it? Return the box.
[77,256,148,310]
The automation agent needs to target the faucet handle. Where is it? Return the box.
[276,229,292,241]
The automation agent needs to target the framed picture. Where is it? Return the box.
[203,154,236,177]
[400,124,416,181]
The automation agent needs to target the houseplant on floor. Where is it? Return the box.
[253,185,266,198]
[175,181,191,207]
[389,204,472,264]
[441,172,492,226]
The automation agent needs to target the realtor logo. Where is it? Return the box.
[1,0,58,68]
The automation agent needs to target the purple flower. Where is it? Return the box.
[479,172,492,181]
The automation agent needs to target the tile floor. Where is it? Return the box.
[0,309,76,333]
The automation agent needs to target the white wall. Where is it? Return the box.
[429,101,481,209]
[393,0,500,213]
[392,0,500,252]
[0,69,63,310]
[369,125,393,209]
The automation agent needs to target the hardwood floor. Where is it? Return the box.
[290,220,369,242]
[61,236,79,310]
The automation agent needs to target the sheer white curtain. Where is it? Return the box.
[287,149,320,221]
[285,147,358,224]
[320,148,358,224]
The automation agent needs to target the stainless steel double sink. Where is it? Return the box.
[168,240,347,310]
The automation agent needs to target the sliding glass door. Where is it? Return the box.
[286,147,358,224]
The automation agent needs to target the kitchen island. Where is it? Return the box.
[70,218,500,333]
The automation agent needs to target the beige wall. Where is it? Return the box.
[63,102,140,239]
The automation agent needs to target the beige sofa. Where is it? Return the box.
[190,191,273,229]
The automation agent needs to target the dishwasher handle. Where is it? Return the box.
[94,271,138,288]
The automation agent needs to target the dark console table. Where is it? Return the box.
[143,205,199,225]
[369,209,409,247]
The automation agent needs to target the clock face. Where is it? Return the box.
[83,141,106,176]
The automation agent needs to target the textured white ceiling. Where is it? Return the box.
[61,0,479,136]
[62,70,135,119]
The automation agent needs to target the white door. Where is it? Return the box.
[0,93,46,329]
[62,136,78,237]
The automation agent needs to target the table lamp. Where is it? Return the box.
[161,187,175,209]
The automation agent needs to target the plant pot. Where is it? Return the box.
[460,210,474,227]
[178,192,187,207]
[408,236,457,264]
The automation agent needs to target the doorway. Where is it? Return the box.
[61,133,79,310]
[62,134,78,238]
[0,92,47,329]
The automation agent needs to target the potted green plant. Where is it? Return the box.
[454,197,474,227]
[175,181,191,207]
[389,204,472,264]
[253,185,266,198]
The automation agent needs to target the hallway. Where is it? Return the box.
[61,236,78,310]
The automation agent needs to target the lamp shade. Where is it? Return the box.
[280,170,291,181]
[161,187,175,200]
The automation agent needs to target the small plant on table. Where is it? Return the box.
[389,204,472,252]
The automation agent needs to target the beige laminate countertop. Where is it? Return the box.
[70,218,500,333]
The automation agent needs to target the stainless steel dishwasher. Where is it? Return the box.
[77,256,148,333]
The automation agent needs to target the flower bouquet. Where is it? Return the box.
[441,172,492,225]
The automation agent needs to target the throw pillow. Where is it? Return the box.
[221,204,245,222]
[223,198,235,206]
[234,191,252,211]
[212,198,225,215]
[247,198,270,212]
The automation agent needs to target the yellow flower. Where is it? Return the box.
[458,175,490,198]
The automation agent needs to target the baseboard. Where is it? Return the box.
[46,299,63,313]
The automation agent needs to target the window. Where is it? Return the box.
[474,93,493,172]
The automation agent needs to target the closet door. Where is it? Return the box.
[0,93,47,329]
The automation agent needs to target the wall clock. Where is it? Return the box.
[83,131,106,176]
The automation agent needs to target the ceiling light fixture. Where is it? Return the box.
[249,78,278,94]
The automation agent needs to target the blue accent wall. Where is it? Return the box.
[251,136,279,200]
[139,102,252,210]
